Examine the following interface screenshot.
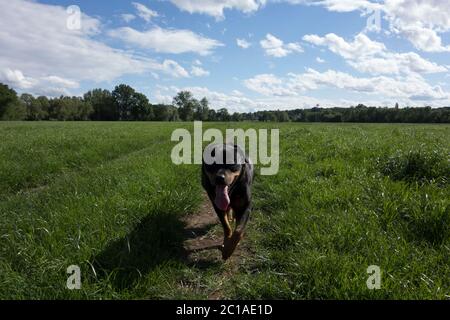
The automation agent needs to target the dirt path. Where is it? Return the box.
[180,193,249,299]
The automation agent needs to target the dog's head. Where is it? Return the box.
[202,144,245,211]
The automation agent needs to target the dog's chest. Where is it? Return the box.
[230,193,246,209]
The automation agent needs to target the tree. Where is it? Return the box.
[48,97,69,120]
[0,83,19,119]
[32,96,50,120]
[47,96,92,121]
[21,93,45,120]
[112,84,152,120]
[216,108,230,121]
[112,84,136,120]
[276,111,290,122]
[153,104,170,121]
[208,109,217,121]
[153,104,180,121]
[72,97,93,120]
[84,89,118,120]
[20,93,34,108]
[173,91,196,121]
[167,105,180,121]
[18,93,39,120]
[1,100,27,120]
[194,97,210,121]
[130,92,153,121]
[231,112,242,121]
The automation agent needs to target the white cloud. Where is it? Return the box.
[121,14,136,23]
[303,33,386,59]
[1,69,37,90]
[169,0,266,19]
[391,24,450,53]
[108,26,223,55]
[297,0,450,53]
[191,66,210,77]
[237,38,252,49]
[161,60,190,78]
[382,0,450,52]
[280,0,382,12]
[303,33,447,75]
[244,74,299,95]
[385,0,450,32]
[312,0,382,12]
[0,0,191,96]
[286,42,303,52]
[244,69,449,101]
[260,34,303,57]
[0,68,80,96]
[349,52,447,75]
[42,75,80,89]
[132,2,158,22]
[316,57,325,63]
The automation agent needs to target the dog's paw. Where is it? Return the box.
[221,232,242,260]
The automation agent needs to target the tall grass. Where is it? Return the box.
[0,122,448,299]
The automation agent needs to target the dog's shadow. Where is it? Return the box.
[91,210,221,290]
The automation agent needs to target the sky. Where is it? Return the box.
[0,0,450,112]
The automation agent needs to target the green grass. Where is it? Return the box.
[0,122,448,299]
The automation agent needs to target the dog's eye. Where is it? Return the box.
[228,164,241,172]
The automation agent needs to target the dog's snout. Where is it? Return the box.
[215,174,226,185]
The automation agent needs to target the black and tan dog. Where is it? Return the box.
[201,144,254,260]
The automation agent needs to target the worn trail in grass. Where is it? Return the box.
[181,193,251,299]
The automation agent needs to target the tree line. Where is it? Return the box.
[0,82,449,123]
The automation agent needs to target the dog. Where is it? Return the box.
[201,143,254,260]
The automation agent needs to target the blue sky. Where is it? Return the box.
[1,0,449,112]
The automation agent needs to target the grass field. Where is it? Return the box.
[0,121,449,299]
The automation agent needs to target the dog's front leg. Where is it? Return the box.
[215,208,232,241]
[222,206,251,260]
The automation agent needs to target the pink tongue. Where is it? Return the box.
[215,185,230,211]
